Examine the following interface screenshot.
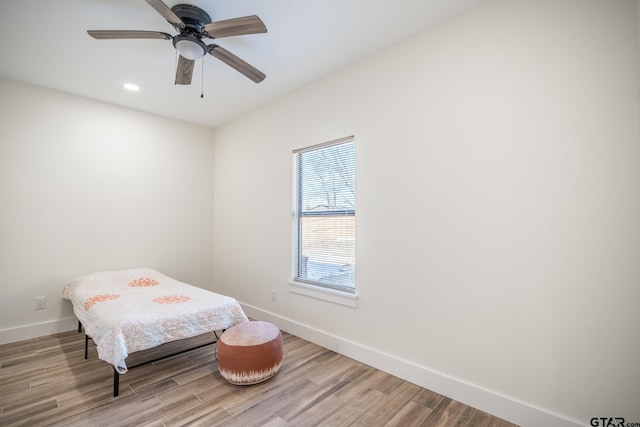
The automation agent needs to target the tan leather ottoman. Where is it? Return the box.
[218,320,283,385]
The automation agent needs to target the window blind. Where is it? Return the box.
[294,137,356,292]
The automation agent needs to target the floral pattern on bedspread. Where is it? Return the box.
[84,294,120,311]
[62,268,248,374]
[153,295,191,304]
[128,277,159,287]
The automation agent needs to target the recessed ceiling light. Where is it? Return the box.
[123,83,139,91]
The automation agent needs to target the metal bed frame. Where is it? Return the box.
[78,321,219,397]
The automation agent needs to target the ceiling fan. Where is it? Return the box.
[87,0,267,85]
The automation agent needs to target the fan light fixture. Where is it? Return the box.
[174,34,207,60]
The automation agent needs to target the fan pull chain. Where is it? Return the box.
[201,58,205,98]
[175,50,179,86]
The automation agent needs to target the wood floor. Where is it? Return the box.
[0,329,518,427]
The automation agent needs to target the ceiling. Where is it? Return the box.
[0,0,489,128]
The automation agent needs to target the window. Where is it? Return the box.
[293,136,356,294]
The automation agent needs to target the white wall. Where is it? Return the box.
[0,78,215,342]
[212,0,640,425]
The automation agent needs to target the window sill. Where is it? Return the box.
[289,280,358,308]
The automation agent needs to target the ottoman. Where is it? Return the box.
[218,320,283,385]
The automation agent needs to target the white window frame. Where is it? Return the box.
[290,136,358,307]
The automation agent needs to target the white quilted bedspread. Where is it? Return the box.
[63,268,248,373]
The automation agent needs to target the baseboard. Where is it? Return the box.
[0,317,78,345]
[240,302,584,427]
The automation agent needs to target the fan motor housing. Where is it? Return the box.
[171,4,211,33]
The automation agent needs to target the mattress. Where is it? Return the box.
[63,268,248,373]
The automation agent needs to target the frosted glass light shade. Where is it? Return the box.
[176,39,206,60]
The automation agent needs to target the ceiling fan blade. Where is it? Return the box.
[175,55,194,85]
[209,45,265,83]
[87,30,172,40]
[144,0,185,28]
[203,15,267,39]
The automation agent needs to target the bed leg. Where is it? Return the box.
[113,368,120,397]
[85,334,89,359]
[77,320,82,333]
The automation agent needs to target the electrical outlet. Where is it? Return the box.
[271,290,277,302]
[35,296,46,310]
